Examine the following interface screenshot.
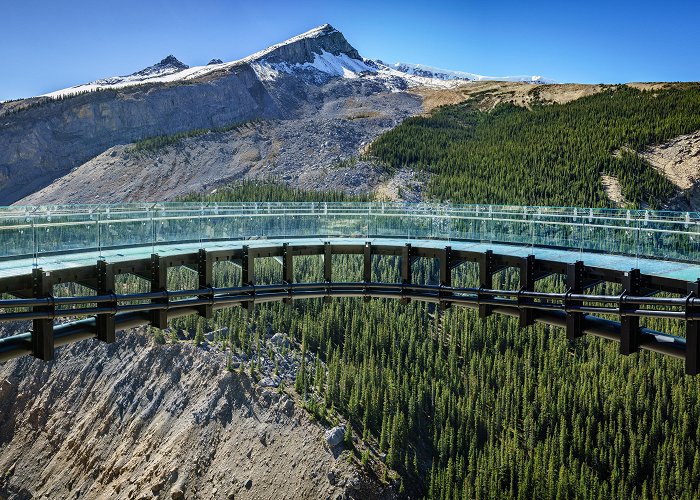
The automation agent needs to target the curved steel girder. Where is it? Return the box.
[0,288,685,362]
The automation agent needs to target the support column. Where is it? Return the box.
[198,249,213,319]
[324,242,332,304]
[363,242,371,302]
[478,250,494,318]
[401,243,412,305]
[620,268,641,355]
[686,280,700,375]
[241,245,254,310]
[151,254,168,329]
[566,261,584,340]
[31,268,54,361]
[439,246,452,309]
[96,260,116,343]
[519,255,535,327]
[282,243,293,305]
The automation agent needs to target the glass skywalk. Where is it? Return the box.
[1,202,699,281]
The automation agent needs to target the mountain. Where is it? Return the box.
[41,25,374,99]
[40,24,550,100]
[380,61,555,84]
[0,23,552,205]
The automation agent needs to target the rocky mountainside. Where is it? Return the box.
[0,328,391,499]
[1,24,549,206]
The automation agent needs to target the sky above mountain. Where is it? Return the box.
[1,0,698,101]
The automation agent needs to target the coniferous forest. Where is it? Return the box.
[120,85,700,498]
[368,84,700,208]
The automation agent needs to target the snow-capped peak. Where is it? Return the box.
[381,62,555,84]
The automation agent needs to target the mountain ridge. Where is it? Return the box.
[39,24,552,99]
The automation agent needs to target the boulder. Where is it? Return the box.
[270,333,291,348]
[324,426,345,447]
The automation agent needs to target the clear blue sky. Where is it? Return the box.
[2,0,698,101]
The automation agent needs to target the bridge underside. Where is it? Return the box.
[0,238,698,374]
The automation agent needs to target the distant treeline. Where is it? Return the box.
[177,179,370,203]
[368,84,700,208]
[130,121,259,153]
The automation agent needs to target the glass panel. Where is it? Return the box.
[1,202,699,276]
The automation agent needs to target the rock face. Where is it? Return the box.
[0,24,392,205]
[0,65,283,203]
[0,328,387,499]
[258,24,362,65]
[17,80,420,204]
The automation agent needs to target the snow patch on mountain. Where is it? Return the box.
[252,50,374,81]
[381,62,555,84]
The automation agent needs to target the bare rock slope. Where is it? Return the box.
[0,329,385,499]
[18,82,420,204]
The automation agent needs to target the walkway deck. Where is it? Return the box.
[2,237,700,283]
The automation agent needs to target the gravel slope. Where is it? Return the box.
[0,329,388,499]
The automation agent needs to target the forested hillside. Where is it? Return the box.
[166,180,700,498]
[368,84,700,208]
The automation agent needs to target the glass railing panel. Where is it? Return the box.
[154,208,202,244]
[488,206,532,246]
[0,211,35,259]
[531,211,581,249]
[578,211,639,256]
[98,209,153,251]
[637,212,700,263]
[34,211,97,256]
[450,207,488,242]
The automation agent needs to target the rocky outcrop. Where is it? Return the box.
[0,328,388,499]
[258,24,362,65]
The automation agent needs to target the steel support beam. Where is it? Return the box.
[519,255,536,327]
[439,246,452,309]
[620,268,641,355]
[151,254,168,329]
[241,245,254,310]
[363,242,371,302]
[282,243,293,305]
[478,250,494,318]
[31,268,54,361]
[324,242,332,304]
[566,261,584,340]
[198,249,213,319]
[401,243,412,305]
[96,260,116,343]
[686,280,700,375]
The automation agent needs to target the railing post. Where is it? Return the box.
[198,249,213,319]
[686,280,700,375]
[96,260,116,343]
[478,250,493,318]
[241,245,254,310]
[439,246,452,309]
[363,242,371,302]
[151,254,168,329]
[282,243,293,306]
[401,243,412,305]
[31,268,54,361]
[566,261,584,340]
[620,268,641,355]
[519,255,536,327]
